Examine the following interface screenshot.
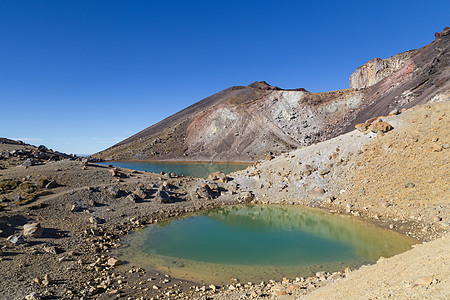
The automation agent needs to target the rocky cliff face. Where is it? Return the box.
[94,28,450,162]
[349,50,417,89]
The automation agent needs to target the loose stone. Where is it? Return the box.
[413,276,432,286]
[7,234,25,244]
[23,222,44,237]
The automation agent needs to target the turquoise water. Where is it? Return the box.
[98,161,249,177]
[115,205,417,284]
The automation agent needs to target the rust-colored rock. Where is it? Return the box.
[355,123,368,132]
[370,120,393,133]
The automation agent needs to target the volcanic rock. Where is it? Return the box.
[45,180,57,189]
[369,120,393,133]
[156,190,170,203]
[23,222,44,237]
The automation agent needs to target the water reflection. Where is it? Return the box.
[115,205,417,284]
[98,161,249,177]
[206,205,414,261]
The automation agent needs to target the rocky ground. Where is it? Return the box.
[203,100,450,300]
[0,101,449,299]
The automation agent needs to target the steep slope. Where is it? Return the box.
[95,84,364,161]
[345,26,450,129]
[94,27,450,162]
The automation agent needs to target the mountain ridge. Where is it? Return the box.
[94,27,450,162]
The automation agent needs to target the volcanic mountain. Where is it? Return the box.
[94,27,450,162]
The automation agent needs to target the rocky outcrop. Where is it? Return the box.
[349,50,417,89]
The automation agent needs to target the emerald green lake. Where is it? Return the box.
[98,161,249,177]
[115,205,417,284]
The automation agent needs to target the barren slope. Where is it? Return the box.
[94,28,450,162]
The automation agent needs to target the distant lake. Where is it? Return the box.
[98,161,250,178]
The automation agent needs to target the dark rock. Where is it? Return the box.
[156,190,170,203]
[45,180,57,189]
[405,182,415,188]
[206,182,220,194]
[87,198,102,207]
[34,151,47,159]
[37,145,48,152]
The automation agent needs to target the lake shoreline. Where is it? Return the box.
[101,159,253,164]
[1,102,448,299]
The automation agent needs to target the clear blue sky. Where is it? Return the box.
[1,0,448,154]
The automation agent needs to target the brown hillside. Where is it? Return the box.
[94,27,450,162]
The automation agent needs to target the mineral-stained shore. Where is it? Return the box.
[1,101,449,299]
